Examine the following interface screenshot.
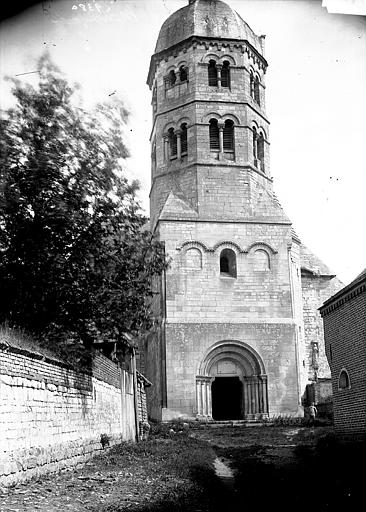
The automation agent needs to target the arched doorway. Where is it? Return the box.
[196,341,269,421]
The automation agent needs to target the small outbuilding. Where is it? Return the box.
[319,269,366,440]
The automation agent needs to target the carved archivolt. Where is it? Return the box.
[201,112,241,125]
[201,53,236,66]
[177,240,277,254]
[246,241,277,254]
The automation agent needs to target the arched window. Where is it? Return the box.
[253,126,257,160]
[250,70,255,98]
[168,127,177,159]
[181,123,188,155]
[257,132,265,172]
[179,65,188,82]
[208,60,218,86]
[223,120,234,152]
[185,248,202,269]
[151,140,156,170]
[152,85,157,113]
[209,119,220,150]
[254,249,270,271]
[168,69,176,87]
[220,249,237,278]
[338,369,350,389]
[221,61,230,88]
[254,76,260,105]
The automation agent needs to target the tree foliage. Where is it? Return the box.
[0,54,166,358]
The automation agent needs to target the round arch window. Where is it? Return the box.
[220,249,237,278]
[338,369,350,389]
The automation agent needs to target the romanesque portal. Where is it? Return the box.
[196,341,268,420]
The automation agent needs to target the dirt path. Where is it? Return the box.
[1,425,364,512]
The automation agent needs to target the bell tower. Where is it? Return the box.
[145,0,307,421]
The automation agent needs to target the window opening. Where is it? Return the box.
[168,127,177,159]
[254,249,270,271]
[208,60,218,86]
[181,123,188,155]
[254,76,260,105]
[152,85,157,113]
[221,61,230,88]
[223,120,234,152]
[338,370,350,389]
[257,133,265,172]
[179,65,188,82]
[165,70,177,91]
[209,119,220,150]
[152,141,156,170]
[220,249,237,278]
[250,71,255,98]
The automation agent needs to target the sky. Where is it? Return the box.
[0,0,365,285]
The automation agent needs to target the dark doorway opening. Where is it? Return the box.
[212,377,242,420]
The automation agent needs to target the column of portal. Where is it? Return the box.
[201,378,207,416]
[253,376,259,415]
[207,378,213,418]
[243,378,249,418]
[247,378,253,416]
[196,379,202,416]
[260,375,269,415]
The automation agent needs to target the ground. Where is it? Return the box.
[1,423,364,512]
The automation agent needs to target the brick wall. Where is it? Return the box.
[0,341,147,486]
[321,284,366,439]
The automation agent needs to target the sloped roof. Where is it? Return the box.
[159,190,198,221]
[300,244,336,277]
[319,268,366,314]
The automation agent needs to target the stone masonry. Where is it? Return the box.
[143,0,343,422]
[0,337,148,486]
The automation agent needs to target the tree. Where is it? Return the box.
[0,54,166,360]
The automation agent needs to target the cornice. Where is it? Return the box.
[159,218,291,226]
[319,280,366,317]
[147,35,268,87]
[149,161,273,197]
[150,98,269,139]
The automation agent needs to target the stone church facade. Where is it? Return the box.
[143,0,342,421]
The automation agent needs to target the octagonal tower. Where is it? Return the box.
[145,0,308,421]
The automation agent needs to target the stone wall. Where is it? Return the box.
[0,340,144,486]
[301,273,343,381]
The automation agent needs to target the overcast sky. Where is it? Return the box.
[1,0,365,285]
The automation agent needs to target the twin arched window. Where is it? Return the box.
[167,123,188,160]
[165,66,189,90]
[250,71,261,105]
[208,60,230,88]
[209,119,234,152]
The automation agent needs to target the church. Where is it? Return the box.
[143,0,342,422]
